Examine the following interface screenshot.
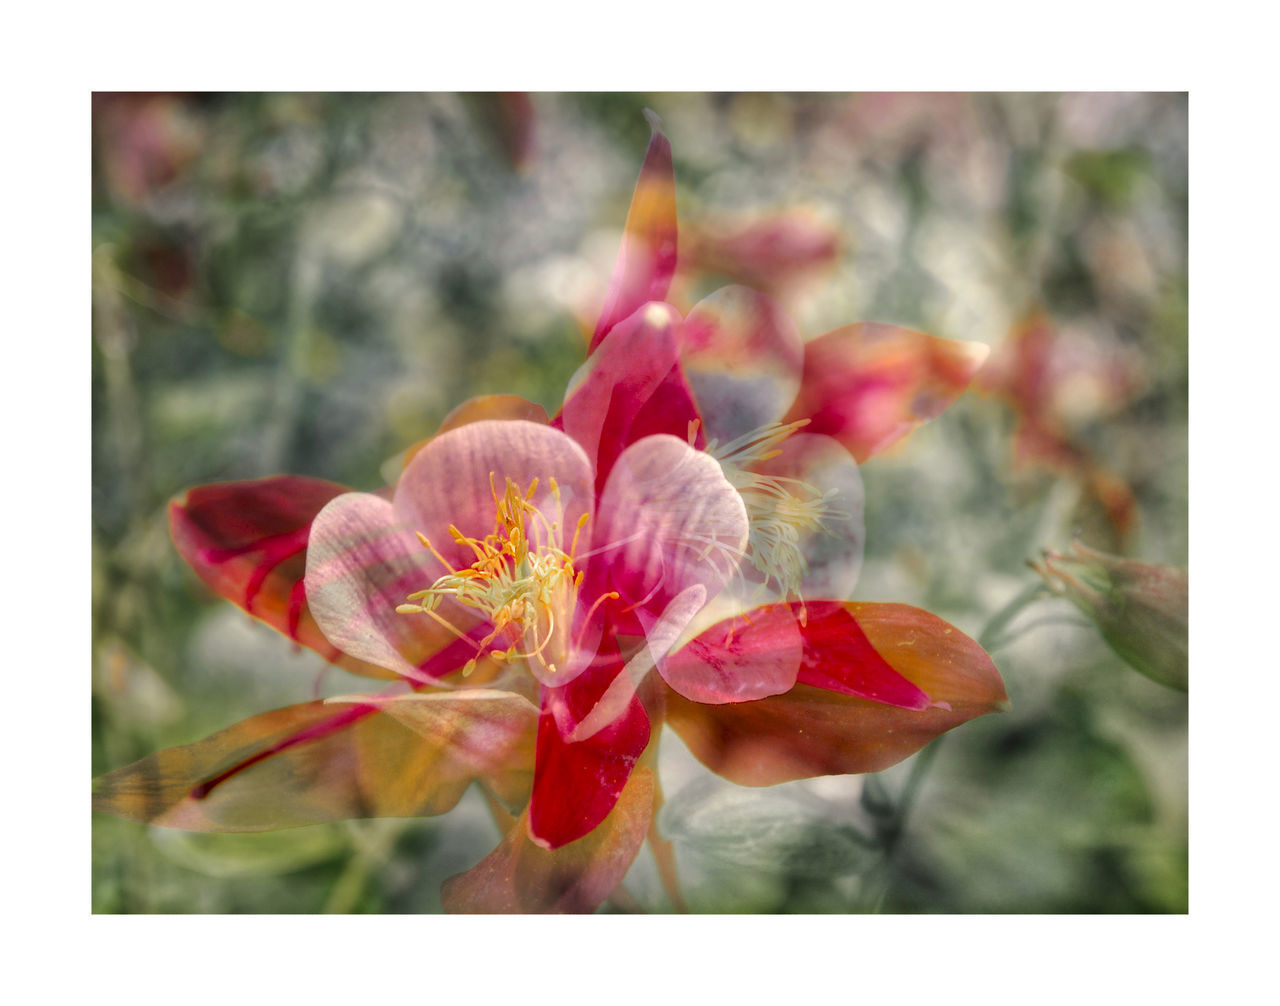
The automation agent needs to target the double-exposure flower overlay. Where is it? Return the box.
[93,117,1008,913]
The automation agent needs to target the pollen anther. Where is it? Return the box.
[397,473,614,682]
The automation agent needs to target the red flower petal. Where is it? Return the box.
[665,602,1007,786]
[785,323,990,463]
[528,657,651,850]
[589,112,677,352]
[442,765,654,913]
[472,92,538,173]
[170,476,395,680]
[793,601,930,707]
[560,302,704,489]
[92,693,537,832]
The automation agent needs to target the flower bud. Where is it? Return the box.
[1034,541,1188,691]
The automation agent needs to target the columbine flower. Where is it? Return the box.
[302,415,754,851]
[94,115,1007,913]
[978,312,1143,549]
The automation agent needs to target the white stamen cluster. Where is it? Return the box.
[707,420,844,598]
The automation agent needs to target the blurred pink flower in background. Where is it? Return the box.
[678,208,842,302]
[979,311,1145,549]
[93,93,206,208]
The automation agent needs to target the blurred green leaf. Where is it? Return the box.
[149,825,348,879]
[1065,149,1151,207]
[661,777,877,879]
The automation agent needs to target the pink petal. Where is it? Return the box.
[566,435,749,726]
[660,601,802,704]
[679,285,805,444]
[528,655,652,850]
[394,420,595,574]
[785,322,990,463]
[559,302,704,489]
[589,111,678,352]
[305,492,480,682]
[594,434,748,617]
[395,394,550,475]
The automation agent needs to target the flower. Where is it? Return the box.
[1033,540,1188,691]
[678,208,842,302]
[979,312,1144,550]
[93,93,206,208]
[93,115,1008,913]
[303,412,755,851]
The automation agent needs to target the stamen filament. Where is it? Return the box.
[416,530,458,574]
[706,417,846,600]
[579,590,620,629]
[569,511,591,561]
[707,418,811,468]
[399,472,589,683]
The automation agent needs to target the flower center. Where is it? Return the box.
[706,419,845,600]
[396,474,610,679]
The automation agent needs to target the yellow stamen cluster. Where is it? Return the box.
[396,475,606,678]
[708,419,845,599]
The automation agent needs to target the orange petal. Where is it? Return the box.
[441,765,654,913]
[340,690,540,810]
[589,112,678,352]
[93,694,538,832]
[665,602,1007,786]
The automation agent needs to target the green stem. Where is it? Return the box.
[978,581,1047,651]
[861,739,943,913]
[888,738,941,850]
[988,613,1094,651]
[322,819,409,914]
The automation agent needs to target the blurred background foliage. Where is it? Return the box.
[92,92,1187,913]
